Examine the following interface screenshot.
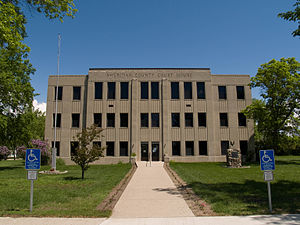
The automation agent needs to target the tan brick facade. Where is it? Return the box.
[45,68,254,164]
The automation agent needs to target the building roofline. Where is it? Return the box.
[89,68,210,71]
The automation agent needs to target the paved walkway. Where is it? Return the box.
[111,161,194,218]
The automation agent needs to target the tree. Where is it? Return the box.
[0,0,76,145]
[243,58,300,154]
[278,0,300,37]
[71,125,104,179]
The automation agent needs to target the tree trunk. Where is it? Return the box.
[81,167,85,179]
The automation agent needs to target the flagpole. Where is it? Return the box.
[52,33,61,171]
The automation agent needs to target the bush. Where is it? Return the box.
[29,139,51,165]
[16,146,26,159]
[0,146,10,161]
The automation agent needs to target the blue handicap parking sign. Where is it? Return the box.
[259,150,275,171]
[25,149,41,170]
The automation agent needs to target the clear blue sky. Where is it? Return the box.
[25,0,299,104]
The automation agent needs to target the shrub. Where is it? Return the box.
[16,146,26,159]
[28,139,51,165]
[0,146,10,161]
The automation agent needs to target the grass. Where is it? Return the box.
[0,160,131,217]
[170,155,300,216]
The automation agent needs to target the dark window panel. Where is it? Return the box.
[54,86,63,100]
[70,141,79,156]
[151,113,159,127]
[240,141,248,155]
[94,113,102,127]
[238,113,247,126]
[120,142,128,156]
[151,82,159,99]
[171,82,179,99]
[172,113,180,127]
[141,82,148,99]
[120,113,128,127]
[73,86,81,100]
[72,114,80,128]
[107,82,116,99]
[95,82,103,99]
[172,141,181,156]
[221,141,229,155]
[220,113,228,127]
[184,82,192,99]
[198,113,206,127]
[185,113,193,127]
[186,141,194,156]
[51,141,60,156]
[199,141,207,155]
[197,82,205,99]
[107,113,115,127]
[106,142,114,156]
[236,86,245,99]
[53,113,61,128]
[218,86,227,99]
[141,113,149,127]
[120,82,129,99]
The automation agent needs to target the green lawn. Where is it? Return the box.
[0,160,131,217]
[170,156,300,215]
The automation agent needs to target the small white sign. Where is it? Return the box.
[27,170,37,180]
[264,171,274,181]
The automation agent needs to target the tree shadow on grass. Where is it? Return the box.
[63,176,82,181]
[189,180,300,215]
[275,159,300,166]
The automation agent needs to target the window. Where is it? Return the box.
[151,82,159,99]
[95,82,103,99]
[94,113,102,127]
[199,141,207,155]
[221,141,229,155]
[71,141,79,156]
[240,141,248,155]
[172,113,180,127]
[172,141,181,156]
[106,142,114,156]
[197,82,205,99]
[107,82,116,99]
[171,82,179,99]
[53,113,61,128]
[238,113,247,126]
[141,113,149,127]
[107,113,115,127]
[198,113,206,127]
[184,82,192,99]
[236,86,245,99]
[120,82,129,99]
[141,82,148,99]
[151,113,159,127]
[54,86,63,100]
[186,141,194,156]
[120,142,128,156]
[220,113,228,127]
[73,86,81,100]
[72,114,80,128]
[185,113,193,127]
[218,86,227,99]
[120,113,128,127]
[51,141,60,156]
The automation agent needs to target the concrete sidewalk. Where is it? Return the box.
[111,161,194,218]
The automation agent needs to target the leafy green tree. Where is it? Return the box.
[278,0,300,37]
[71,125,104,179]
[0,0,76,145]
[243,58,300,154]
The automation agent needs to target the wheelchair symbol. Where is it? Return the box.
[262,150,272,163]
[27,150,38,162]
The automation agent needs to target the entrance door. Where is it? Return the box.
[141,142,148,161]
[152,142,159,161]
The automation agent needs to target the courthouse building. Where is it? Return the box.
[45,68,254,164]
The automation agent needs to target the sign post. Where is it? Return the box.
[259,150,275,213]
[25,149,41,212]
